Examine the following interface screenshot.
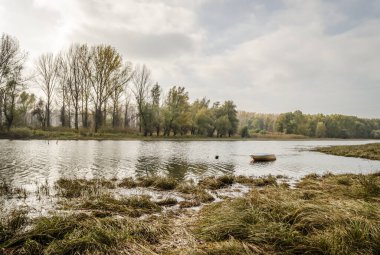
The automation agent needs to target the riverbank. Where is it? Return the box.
[314,143,380,161]
[1,173,380,254]
[0,127,371,141]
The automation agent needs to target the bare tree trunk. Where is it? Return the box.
[74,107,79,130]
[46,102,50,128]
[124,104,129,128]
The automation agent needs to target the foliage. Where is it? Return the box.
[239,110,380,139]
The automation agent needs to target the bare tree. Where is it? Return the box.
[65,44,87,130]
[77,44,91,128]
[56,54,69,127]
[110,63,133,128]
[35,53,58,128]
[132,64,152,135]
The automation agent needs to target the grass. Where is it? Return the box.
[1,213,168,254]
[194,174,380,254]
[0,209,29,243]
[2,173,380,254]
[64,194,162,217]
[156,197,178,207]
[0,181,28,198]
[55,178,115,198]
[119,176,178,190]
[314,142,380,160]
[199,174,278,189]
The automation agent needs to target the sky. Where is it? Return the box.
[1,0,379,118]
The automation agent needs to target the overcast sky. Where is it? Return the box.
[1,0,379,117]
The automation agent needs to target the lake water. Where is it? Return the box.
[1,140,380,189]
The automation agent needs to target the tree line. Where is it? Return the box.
[0,33,239,137]
[239,110,380,139]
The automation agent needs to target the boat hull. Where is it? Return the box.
[250,154,276,162]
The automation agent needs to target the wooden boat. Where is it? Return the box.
[250,154,276,162]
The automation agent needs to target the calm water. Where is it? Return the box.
[1,140,380,188]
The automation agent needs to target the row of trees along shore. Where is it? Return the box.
[0,33,239,137]
[1,33,380,139]
[239,111,380,139]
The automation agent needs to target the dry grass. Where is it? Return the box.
[314,143,380,161]
[55,178,115,198]
[1,213,169,255]
[63,194,162,217]
[194,173,380,254]
[2,173,380,254]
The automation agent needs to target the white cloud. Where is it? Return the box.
[0,0,379,117]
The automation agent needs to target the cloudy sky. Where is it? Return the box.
[1,0,379,117]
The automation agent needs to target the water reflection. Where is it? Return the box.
[0,139,380,189]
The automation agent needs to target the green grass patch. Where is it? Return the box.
[65,195,162,217]
[55,178,115,198]
[1,213,168,254]
[314,143,380,160]
[194,175,380,254]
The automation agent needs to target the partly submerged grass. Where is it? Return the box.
[55,178,115,198]
[3,173,380,254]
[314,143,380,161]
[63,194,162,217]
[198,175,278,190]
[0,181,28,198]
[0,209,29,244]
[119,176,178,190]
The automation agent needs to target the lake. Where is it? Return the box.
[1,139,380,189]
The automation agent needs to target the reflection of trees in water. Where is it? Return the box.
[164,158,194,181]
[134,155,237,180]
[135,156,162,177]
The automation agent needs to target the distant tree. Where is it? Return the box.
[132,64,152,136]
[16,91,35,126]
[150,83,162,136]
[110,63,132,128]
[240,126,250,138]
[163,86,190,136]
[2,77,22,130]
[222,100,239,137]
[0,34,26,130]
[87,45,123,132]
[32,99,46,128]
[315,122,327,138]
[35,53,58,128]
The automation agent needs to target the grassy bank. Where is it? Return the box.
[1,173,380,254]
[314,143,380,161]
[0,127,309,141]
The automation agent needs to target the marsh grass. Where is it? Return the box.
[314,143,380,161]
[2,173,380,254]
[55,178,115,198]
[0,209,29,244]
[1,213,168,255]
[119,176,179,190]
[296,172,380,200]
[176,182,215,204]
[194,174,380,254]
[174,238,261,255]
[0,181,28,199]
[156,197,178,207]
[198,175,235,190]
[64,194,162,217]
